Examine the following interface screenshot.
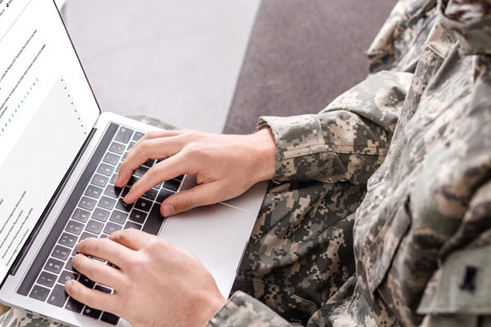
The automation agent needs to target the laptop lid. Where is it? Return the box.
[0,0,100,282]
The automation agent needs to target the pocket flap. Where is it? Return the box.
[366,200,411,294]
[418,244,491,315]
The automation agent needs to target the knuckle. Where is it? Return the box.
[174,195,194,211]
[127,256,147,273]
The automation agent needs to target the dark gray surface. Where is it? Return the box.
[224,0,395,134]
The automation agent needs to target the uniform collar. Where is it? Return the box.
[439,0,491,55]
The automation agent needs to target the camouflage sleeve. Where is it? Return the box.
[207,291,299,327]
[258,70,412,185]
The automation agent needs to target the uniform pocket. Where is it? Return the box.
[366,196,412,294]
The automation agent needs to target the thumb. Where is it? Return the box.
[160,183,222,217]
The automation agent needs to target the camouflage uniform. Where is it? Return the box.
[209,0,491,327]
[4,1,491,327]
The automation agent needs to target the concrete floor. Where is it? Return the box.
[62,0,260,133]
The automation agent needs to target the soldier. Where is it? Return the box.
[3,0,490,326]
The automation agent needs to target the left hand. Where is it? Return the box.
[65,229,226,327]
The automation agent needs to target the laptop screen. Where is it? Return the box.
[0,0,99,279]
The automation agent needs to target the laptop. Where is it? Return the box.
[0,0,267,325]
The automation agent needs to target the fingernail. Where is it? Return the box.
[65,280,73,291]
[163,204,175,217]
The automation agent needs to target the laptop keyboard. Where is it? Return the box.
[19,124,183,325]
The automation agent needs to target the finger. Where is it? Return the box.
[72,254,125,289]
[124,154,188,204]
[77,238,134,268]
[137,130,182,144]
[161,182,224,217]
[115,137,184,188]
[108,229,152,251]
[65,280,118,315]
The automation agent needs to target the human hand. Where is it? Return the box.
[65,229,226,327]
[115,128,276,217]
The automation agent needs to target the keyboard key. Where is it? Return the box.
[65,257,75,272]
[175,175,184,181]
[110,210,128,225]
[103,222,122,235]
[83,306,102,319]
[129,210,147,224]
[133,132,144,141]
[58,270,79,284]
[127,142,136,150]
[134,166,148,177]
[127,176,139,186]
[65,220,84,235]
[163,179,181,192]
[98,196,116,210]
[114,127,134,144]
[72,208,90,223]
[101,312,120,325]
[116,199,133,212]
[142,203,165,235]
[85,185,103,199]
[78,197,97,211]
[122,152,128,161]
[101,234,109,239]
[142,188,158,201]
[104,185,122,198]
[135,198,152,212]
[142,159,155,168]
[97,163,115,177]
[37,271,57,288]
[95,285,112,294]
[30,285,50,302]
[79,232,96,242]
[59,233,78,248]
[103,152,120,165]
[65,298,84,313]
[52,245,71,260]
[91,174,109,187]
[109,142,125,154]
[47,285,69,307]
[110,174,118,184]
[92,208,110,222]
[121,187,131,198]
[156,189,174,203]
[79,275,95,288]
[85,220,104,235]
[124,221,141,230]
[45,258,64,274]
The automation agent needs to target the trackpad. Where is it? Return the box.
[158,203,256,297]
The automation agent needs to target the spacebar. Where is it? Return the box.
[142,204,164,235]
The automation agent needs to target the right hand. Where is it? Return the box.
[115,128,276,217]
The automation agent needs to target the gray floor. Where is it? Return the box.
[63,0,260,133]
[224,0,395,134]
[63,0,395,135]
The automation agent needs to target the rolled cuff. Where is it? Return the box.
[207,291,291,327]
[258,115,330,182]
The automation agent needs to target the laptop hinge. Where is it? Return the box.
[5,127,98,280]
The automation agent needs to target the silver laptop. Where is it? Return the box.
[0,0,267,325]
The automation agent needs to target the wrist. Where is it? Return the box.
[194,293,227,326]
[249,128,276,182]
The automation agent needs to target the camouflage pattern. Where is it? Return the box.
[210,0,491,326]
[3,1,491,327]
[367,0,438,73]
